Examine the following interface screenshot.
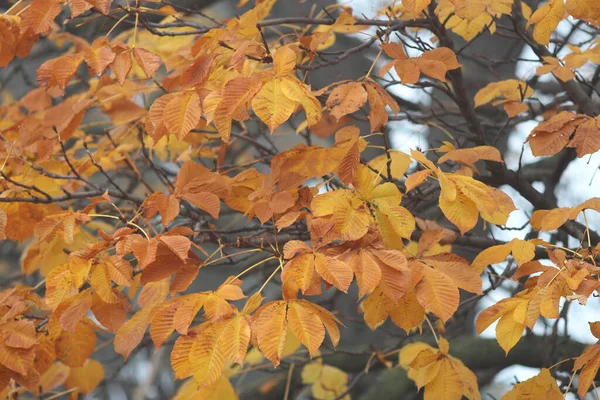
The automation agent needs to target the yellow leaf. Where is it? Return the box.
[173,375,238,400]
[439,190,479,234]
[314,253,353,293]
[273,45,297,75]
[424,358,463,400]
[189,324,227,387]
[416,266,459,322]
[405,170,433,192]
[65,359,105,396]
[403,0,432,14]
[287,301,325,357]
[254,301,288,366]
[527,0,565,46]
[284,253,315,293]
[472,243,512,273]
[301,361,349,400]
[369,151,411,180]
[280,77,322,126]
[422,253,482,294]
[219,315,251,364]
[333,196,370,241]
[438,145,503,165]
[501,368,561,400]
[252,77,296,132]
[399,340,480,400]
[90,261,119,304]
[349,249,383,299]
[509,239,536,266]
[495,313,525,354]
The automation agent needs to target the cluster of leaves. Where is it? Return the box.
[1,0,600,399]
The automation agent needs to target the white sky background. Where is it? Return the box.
[337,0,600,396]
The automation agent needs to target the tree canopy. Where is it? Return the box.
[1,0,600,399]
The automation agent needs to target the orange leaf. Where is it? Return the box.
[326,82,367,120]
[1,320,37,349]
[37,53,84,89]
[22,0,63,34]
[133,48,162,78]
[314,253,353,293]
[163,91,202,140]
[65,359,105,395]
[55,320,97,367]
[254,301,288,366]
[181,54,216,89]
[114,307,154,360]
[287,301,325,357]
[415,266,459,322]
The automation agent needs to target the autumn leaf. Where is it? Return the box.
[399,339,480,400]
[56,319,97,367]
[163,91,202,140]
[252,77,296,132]
[474,79,533,117]
[326,82,368,120]
[566,0,600,27]
[501,368,562,400]
[437,144,503,166]
[114,307,155,360]
[21,0,63,34]
[84,37,116,76]
[368,150,411,180]
[476,295,530,353]
[65,359,105,397]
[253,300,341,367]
[173,375,238,400]
[573,344,600,397]
[526,111,588,156]
[527,0,565,46]
[567,115,600,157]
[37,53,84,89]
[133,48,162,78]
[379,44,460,84]
[536,56,575,82]
[363,287,425,332]
[302,358,350,400]
[472,238,536,273]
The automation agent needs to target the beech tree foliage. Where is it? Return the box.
[1,0,600,398]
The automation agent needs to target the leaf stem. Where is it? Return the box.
[257,258,283,294]
[88,213,150,239]
[424,315,440,347]
[203,248,264,267]
[233,256,278,280]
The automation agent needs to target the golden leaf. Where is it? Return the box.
[252,77,296,132]
[501,368,562,400]
[527,0,565,46]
